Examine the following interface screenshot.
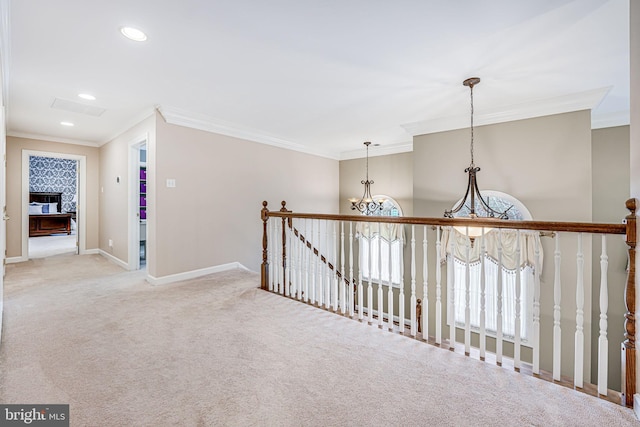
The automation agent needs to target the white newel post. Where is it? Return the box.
[575,233,585,389]
[598,234,609,395]
[410,225,417,337]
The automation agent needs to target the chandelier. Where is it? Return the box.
[349,141,384,215]
[444,77,511,233]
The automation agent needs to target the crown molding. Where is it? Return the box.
[6,131,101,147]
[103,108,156,145]
[157,106,340,160]
[339,141,413,160]
[401,87,612,137]
[591,110,630,129]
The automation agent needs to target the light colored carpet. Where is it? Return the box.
[0,254,637,426]
[28,233,77,258]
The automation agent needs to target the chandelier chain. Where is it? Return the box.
[470,83,475,167]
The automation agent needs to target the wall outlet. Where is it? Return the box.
[108,239,113,248]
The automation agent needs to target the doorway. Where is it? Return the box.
[128,136,148,271]
[21,150,87,261]
[27,155,78,258]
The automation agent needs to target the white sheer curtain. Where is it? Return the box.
[360,235,402,286]
[451,256,534,341]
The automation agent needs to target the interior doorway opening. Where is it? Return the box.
[21,150,87,261]
[128,136,148,271]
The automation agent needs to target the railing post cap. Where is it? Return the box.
[626,198,637,214]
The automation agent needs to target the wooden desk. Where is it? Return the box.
[29,213,72,237]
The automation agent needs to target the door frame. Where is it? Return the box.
[128,133,147,270]
[21,150,87,260]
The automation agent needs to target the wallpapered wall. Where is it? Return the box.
[29,156,77,212]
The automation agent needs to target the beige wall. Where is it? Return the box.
[591,125,630,391]
[6,136,100,257]
[98,115,155,265]
[152,115,338,278]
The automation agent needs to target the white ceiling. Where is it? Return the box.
[2,0,630,159]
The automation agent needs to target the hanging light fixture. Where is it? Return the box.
[444,77,511,235]
[349,141,384,215]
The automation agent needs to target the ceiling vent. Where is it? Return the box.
[51,98,106,117]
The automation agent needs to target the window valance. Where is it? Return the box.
[440,228,543,272]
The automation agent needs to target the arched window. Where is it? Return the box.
[359,196,403,287]
[447,191,539,342]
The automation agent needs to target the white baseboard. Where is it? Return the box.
[634,394,640,419]
[6,256,27,264]
[82,248,100,255]
[98,250,129,270]
[146,262,251,286]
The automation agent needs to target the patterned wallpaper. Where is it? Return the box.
[29,156,77,212]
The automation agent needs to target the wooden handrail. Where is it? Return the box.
[265,210,626,235]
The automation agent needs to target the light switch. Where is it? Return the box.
[166,179,176,188]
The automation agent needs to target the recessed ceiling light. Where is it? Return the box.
[78,93,96,101]
[60,121,74,127]
[120,26,147,42]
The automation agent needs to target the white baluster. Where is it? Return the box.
[349,222,355,318]
[317,219,323,305]
[479,230,486,360]
[304,218,310,303]
[274,217,280,293]
[464,227,471,356]
[297,221,303,301]
[553,233,562,381]
[496,228,503,365]
[448,227,455,351]
[423,225,428,341]
[399,230,405,334]
[388,227,394,332]
[514,229,522,370]
[325,220,331,309]
[340,221,346,314]
[336,221,344,313]
[410,225,417,337]
[598,234,609,395]
[285,218,290,297]
[378,222,384,328]
[311,219,317,305]
[367,224,373,324]
[575,233,584,388]
[267,217,273,292]
[533,234,541,374]
[436,226,442,345]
